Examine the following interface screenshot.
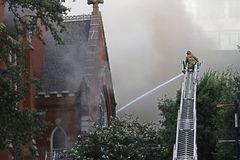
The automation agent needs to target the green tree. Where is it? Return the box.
[213,71,240,160]
[196,71,229,160]
[60,117,168,160]
[0,0,68,158]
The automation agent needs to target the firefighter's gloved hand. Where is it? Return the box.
[182,69,186,74]
[197,62,200,70]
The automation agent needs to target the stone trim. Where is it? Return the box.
[36,91,77,98]
[63,15,91,22]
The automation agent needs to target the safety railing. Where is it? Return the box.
[45,149,64,160]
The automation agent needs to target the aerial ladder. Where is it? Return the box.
[173,64,199,160]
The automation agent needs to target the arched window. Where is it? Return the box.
[51,127,67,151]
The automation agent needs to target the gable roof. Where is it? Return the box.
[40,15,92,94]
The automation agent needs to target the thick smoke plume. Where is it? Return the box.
[101,0,240,121]
[65,0,240,121]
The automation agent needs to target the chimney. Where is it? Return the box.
[87,0,104,15]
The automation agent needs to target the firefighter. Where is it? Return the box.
[182,51,199,73]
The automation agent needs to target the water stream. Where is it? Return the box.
[116,73,184,113]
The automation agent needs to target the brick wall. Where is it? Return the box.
[36,95,80,159]
[0,0,3,21]
[0,150,11,160]
[21,36,44,110]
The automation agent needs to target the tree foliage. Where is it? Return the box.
[196,71,227,160]
[0,65,47,158]
[0,0,68,158]
[60,117,168,160]
[4,0,68,42]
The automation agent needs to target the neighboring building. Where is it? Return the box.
[35,2,116,160]
[184,0,240,50]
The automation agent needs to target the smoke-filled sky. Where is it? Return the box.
[63,0,240,121]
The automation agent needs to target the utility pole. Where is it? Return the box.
[234,99,240,160]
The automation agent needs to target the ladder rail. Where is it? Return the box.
[174,74,187,159]
[193,65,198,160]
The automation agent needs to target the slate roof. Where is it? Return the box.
[40,18,91,94]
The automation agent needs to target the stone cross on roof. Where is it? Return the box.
[87,0,104,5]
[88,0,104,15]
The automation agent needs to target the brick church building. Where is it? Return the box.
[0,0,116,159]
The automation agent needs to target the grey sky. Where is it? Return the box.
[63,0,240,121]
